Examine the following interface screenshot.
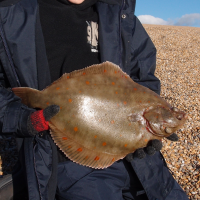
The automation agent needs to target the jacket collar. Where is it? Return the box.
[98,0,123,6]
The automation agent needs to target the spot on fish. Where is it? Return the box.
[77,148,82,152]
[104,70,107,73]
[94,135,97,138]
[46,102,49,105]
[94,156,100,161]
[85,156,89,159]
[144,139,148,142]
[62,137,67,140]
[86,81,90,85]
[124,144,128,147]
[83,72,86,75]
[56,87,60,90]
[115,91,118,94]
[66,88,69,90]
[123,101,127,105]
[102,142,107,146]
[74,127,78,132]
[112,158,115,162]
[68,99,72,103]
[129,123,131,126]
[133,88,137,91]
[111,120,115,124]
[79,91,81,93]
[67,76,70,79]
[112,82,115,85]
[148,101,150,103]
[68,146,72,149]
[114,71,117,74]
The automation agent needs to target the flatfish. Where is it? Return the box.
[12,62,187,169]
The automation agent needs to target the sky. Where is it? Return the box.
[135,0,200,27]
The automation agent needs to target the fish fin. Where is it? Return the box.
[49,123,125,169]
[12,87,41,108]
[50,61,132,84]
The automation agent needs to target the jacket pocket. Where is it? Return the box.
[57,160,94,191]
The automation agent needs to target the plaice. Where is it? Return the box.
[12,61,187,169]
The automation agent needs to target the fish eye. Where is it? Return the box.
[165,127,173,134]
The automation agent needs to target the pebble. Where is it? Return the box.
[144,24,200,200]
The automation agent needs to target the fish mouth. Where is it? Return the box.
[144,118,165,137]
[145,119,156,135]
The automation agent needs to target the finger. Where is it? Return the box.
[133,148,146,159]
[146,139,163,155]
[43,105,60,121]
[150,139,163,151]
[145,146,156,155]
[125,153,134,162]
[166,133,179,141]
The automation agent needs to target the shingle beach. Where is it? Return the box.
[143,24,200,200]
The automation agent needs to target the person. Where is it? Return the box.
[0,0,189,199]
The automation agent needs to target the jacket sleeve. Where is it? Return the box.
[0,84,35,137]
[130,17,161,95]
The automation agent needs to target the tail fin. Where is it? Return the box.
[12,87,41,108]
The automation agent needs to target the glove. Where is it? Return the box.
[125,133,179,162]
[27,105,60,136]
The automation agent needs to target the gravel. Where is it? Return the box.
[143,24,200,200]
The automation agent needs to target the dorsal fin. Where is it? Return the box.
[49,61,132,86]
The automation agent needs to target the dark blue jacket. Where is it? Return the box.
[0,0,188,199]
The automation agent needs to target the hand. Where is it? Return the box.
[27,105,60,136]
[125,133,179,162]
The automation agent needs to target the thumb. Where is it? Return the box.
[166,133,179,141]
[43,105,60,121]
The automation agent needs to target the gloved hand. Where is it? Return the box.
[27,105,60,136]
[125,133,179,162]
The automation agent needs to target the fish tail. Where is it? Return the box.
[12,87,41,108]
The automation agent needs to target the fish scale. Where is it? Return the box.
[12,61,187,169]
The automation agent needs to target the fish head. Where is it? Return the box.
[143,106,187,137]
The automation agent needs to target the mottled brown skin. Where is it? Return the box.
[12,62,187,169]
